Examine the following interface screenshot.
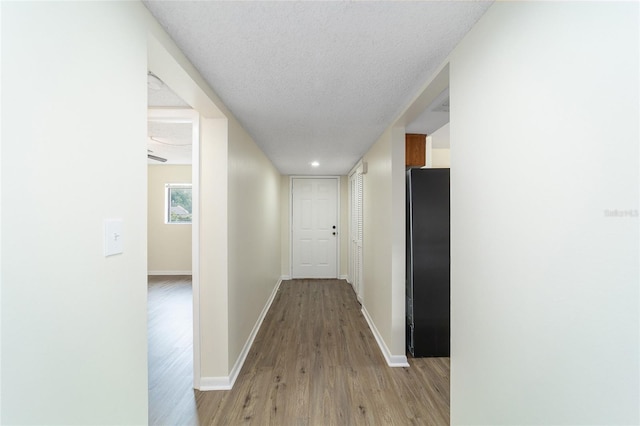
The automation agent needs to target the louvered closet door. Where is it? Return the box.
[349,168,364,299]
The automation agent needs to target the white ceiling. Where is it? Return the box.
[143,1,492,174]
[148,73,190,108]
[147,120,193,165]
[147,74,193,165]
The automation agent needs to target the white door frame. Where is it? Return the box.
[147,107,201,389]
[289,176,340,279]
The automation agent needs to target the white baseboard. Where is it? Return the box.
[147,270,192,276]
[281,275,291,280]
[339,274,349,281]
[199,276,284,391]
[199,376,232,391]
[228,277,283,388]
[361,305,409,368]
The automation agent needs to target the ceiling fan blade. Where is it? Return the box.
[147,154,167,162]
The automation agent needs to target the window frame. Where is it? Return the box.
[165,183,193,225]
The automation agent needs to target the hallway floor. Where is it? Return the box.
[148,278,450,425]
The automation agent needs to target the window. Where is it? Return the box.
[165,183,192,224]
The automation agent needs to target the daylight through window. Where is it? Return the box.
[165,183,192,224]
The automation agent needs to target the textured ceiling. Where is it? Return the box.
[147,74,193,165]
[143,1,492,175]
[148,73,190,108]
[148,121,193,165]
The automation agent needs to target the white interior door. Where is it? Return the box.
[292,178,338,278]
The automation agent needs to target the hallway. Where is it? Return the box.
[149,278,449,425]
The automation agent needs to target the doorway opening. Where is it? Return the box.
[147,72,201,419]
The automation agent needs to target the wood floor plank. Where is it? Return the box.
[147,275,199,425]
[149,278,450,425]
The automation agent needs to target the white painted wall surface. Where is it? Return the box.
[361,127,407,363]
[430,122,449,149]
[363,129,393,346]
[2,0,287,412]
[389,127,407,357]
[227,118,282,369]
[199,117,229,380]
[431,149,450,168]
[147,165,192,274]
[1,2,148,424]
[430,122,450,168]
[449,2,639,424]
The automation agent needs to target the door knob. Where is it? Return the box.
[332,232,336,235]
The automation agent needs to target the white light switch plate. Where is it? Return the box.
[104,219,123,257]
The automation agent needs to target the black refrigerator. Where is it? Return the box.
[406,168,450,357]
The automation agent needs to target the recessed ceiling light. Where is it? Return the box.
[311,161,320,167]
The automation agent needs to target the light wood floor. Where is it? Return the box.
[148,275,197,425]
[148,278,450,425]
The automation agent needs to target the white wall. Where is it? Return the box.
[1,2,149,423]
[147,165,192,274]
[363,130,393,348]
[227,117,282,371]
[449,2,639,424]
[430,122,450,168]
[361,127,407,364]
[2,0,286,419]
[199,117,230,380]
[431,149,450,168]
[430,122,449,149]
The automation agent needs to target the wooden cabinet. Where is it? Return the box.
[406,133,426,167]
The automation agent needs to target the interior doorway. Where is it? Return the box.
[147,75,201,395]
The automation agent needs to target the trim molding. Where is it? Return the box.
[339,274,349,281]
[280,275,291,280]
[148,270,192,276]
[199,276,284,391]
[361,305,409,368]
[199,376,232,391]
